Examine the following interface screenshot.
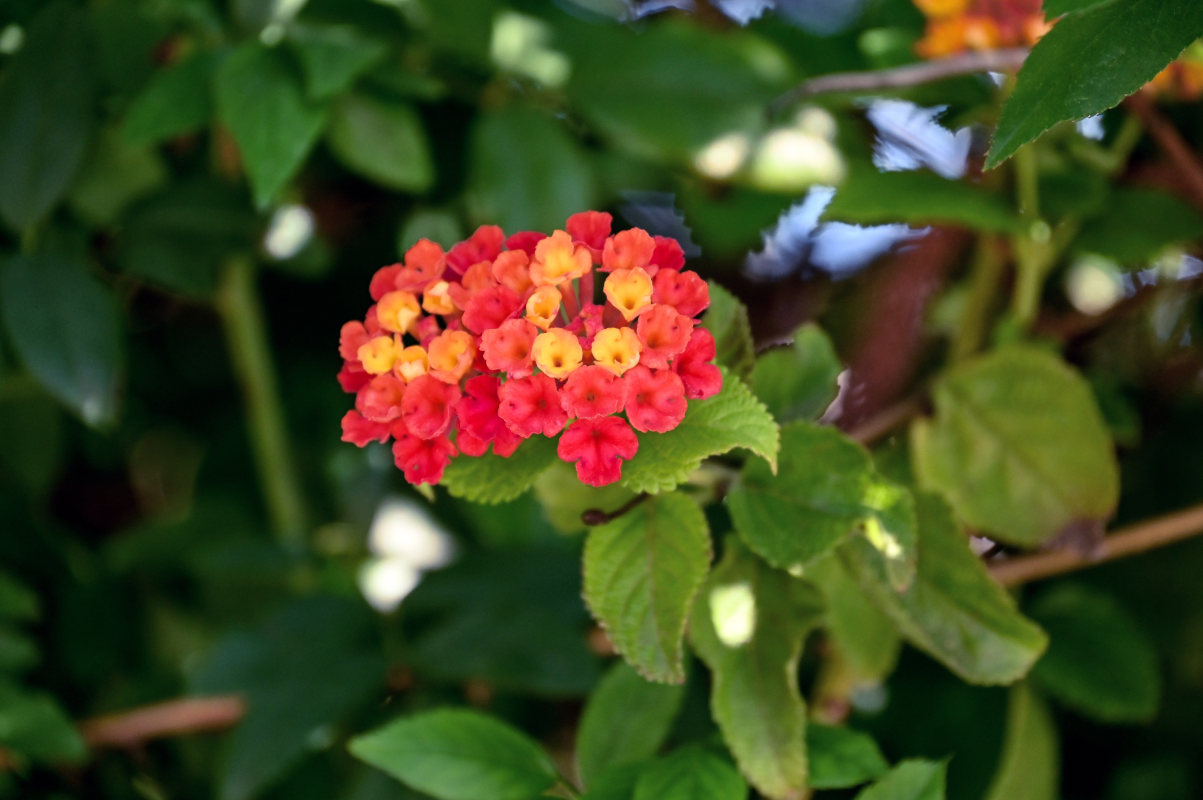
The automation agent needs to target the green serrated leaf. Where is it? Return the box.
[215,43,329,208]
[702,284,755,380]
[121,50,217,146]
[349,709,560,800]
[750,323,841,424]
[987,0,1203,168]
[806,554,901,684]
[584,494,711,683]
[576,661,685,787]
[467,106,594,233]
[729,422,916,583]
[689,539,823,799]
[1027,583,1160,722]
[441,435,559,504]
[1075,187,1203,266]
[841,493,1047,685]
[807,723,890,790]
[620,371,779,494]
[1,255,123,427]
[855,760,947,800]
[911,345,1119,546]
[632,746,747,800]
[0,1,97,231]
[825,169,1024,234]
[984,684,1059,800]
[327,93,434,193]
[287,24,389,100]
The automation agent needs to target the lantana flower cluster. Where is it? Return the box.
[913,0,1049,58]
[338,212,722,488]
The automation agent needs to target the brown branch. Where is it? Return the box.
[989,503,1203,587]
[80,695,245,751]
[582,493,649,526]
[770,48,1029,114]
[1124,91,1203,212]
[844,395,925,446]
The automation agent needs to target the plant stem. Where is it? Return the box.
[217,258,307,545]
[951,235,1006,361]
[990,503,1203,587]
[1009,143,1048,328]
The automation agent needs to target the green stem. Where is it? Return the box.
[1009,143,1049,328]
[217,258,307,545]
[952,235,1006,361]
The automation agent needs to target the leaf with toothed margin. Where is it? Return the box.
[619,370,779,494]
[689,538,824,798]
[441,436,559,504]
[729,422,916,589]
[584,494,711,684]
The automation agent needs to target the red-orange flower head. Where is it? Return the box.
[337,216,723,487]
[912,0,1048,58]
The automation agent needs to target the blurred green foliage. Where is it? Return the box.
[0,1,1202,799]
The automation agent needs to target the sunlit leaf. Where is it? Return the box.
[911,345,1119,546]
[842,493,1047,685]
[690,539,824,798]
[584,494,711,683]
[349,709,560,800]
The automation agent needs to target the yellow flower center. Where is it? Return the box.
[591,327,642,376]
[532,328,583,379]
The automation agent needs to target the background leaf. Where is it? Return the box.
[575,661,685,787]
[349,709,560,800]
[1074,187,1203,266]
[702,284,755,380]
[689,539,824,799]
[583,494,711,683]
[632,746,747,800]
[911,346,1119,546]
[807,554,902,684]
[807,723,890,790]
[327,93,434,193]
[841,493,1047,685]
[1027,583,1160,722]
[619,371,779,494]
[215,43,329,208]
[855,760,947,800]
[987,0,1203,167]
[1,255,123,426]
[0,0,96,231]
[750,323,842,424]
[983,684,1059,800]
[121,51,217,146]
[467,106,593,233]
[287,24,390,100]
[825,169,1024,234]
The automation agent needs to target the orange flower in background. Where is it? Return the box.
[913,0,1046,58]
[338,213,723,487]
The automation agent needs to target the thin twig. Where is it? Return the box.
[1124,91,1203,211]
[844,395,926,446]
[990,503,1203,587]
[769,48,1029,114]
[80,695,246,750]
[582,493,649,526]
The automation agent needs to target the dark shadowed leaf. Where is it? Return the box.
[349,709,560,800]
[1075,187,1203,266]
[1,255,123,427]
[983,684,1059,800]
[855,760,947,800]
[0,1,96,231]
[807,723,890,790]
[288,24,390,100]
[327,93,434,192]
[702,284,755,380]
[215,42,329,208]
[121,51,218,146]
[632,746,747,800]
[751,323,842,424]
[1027,583,1160,722]
[576,661,685,787]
